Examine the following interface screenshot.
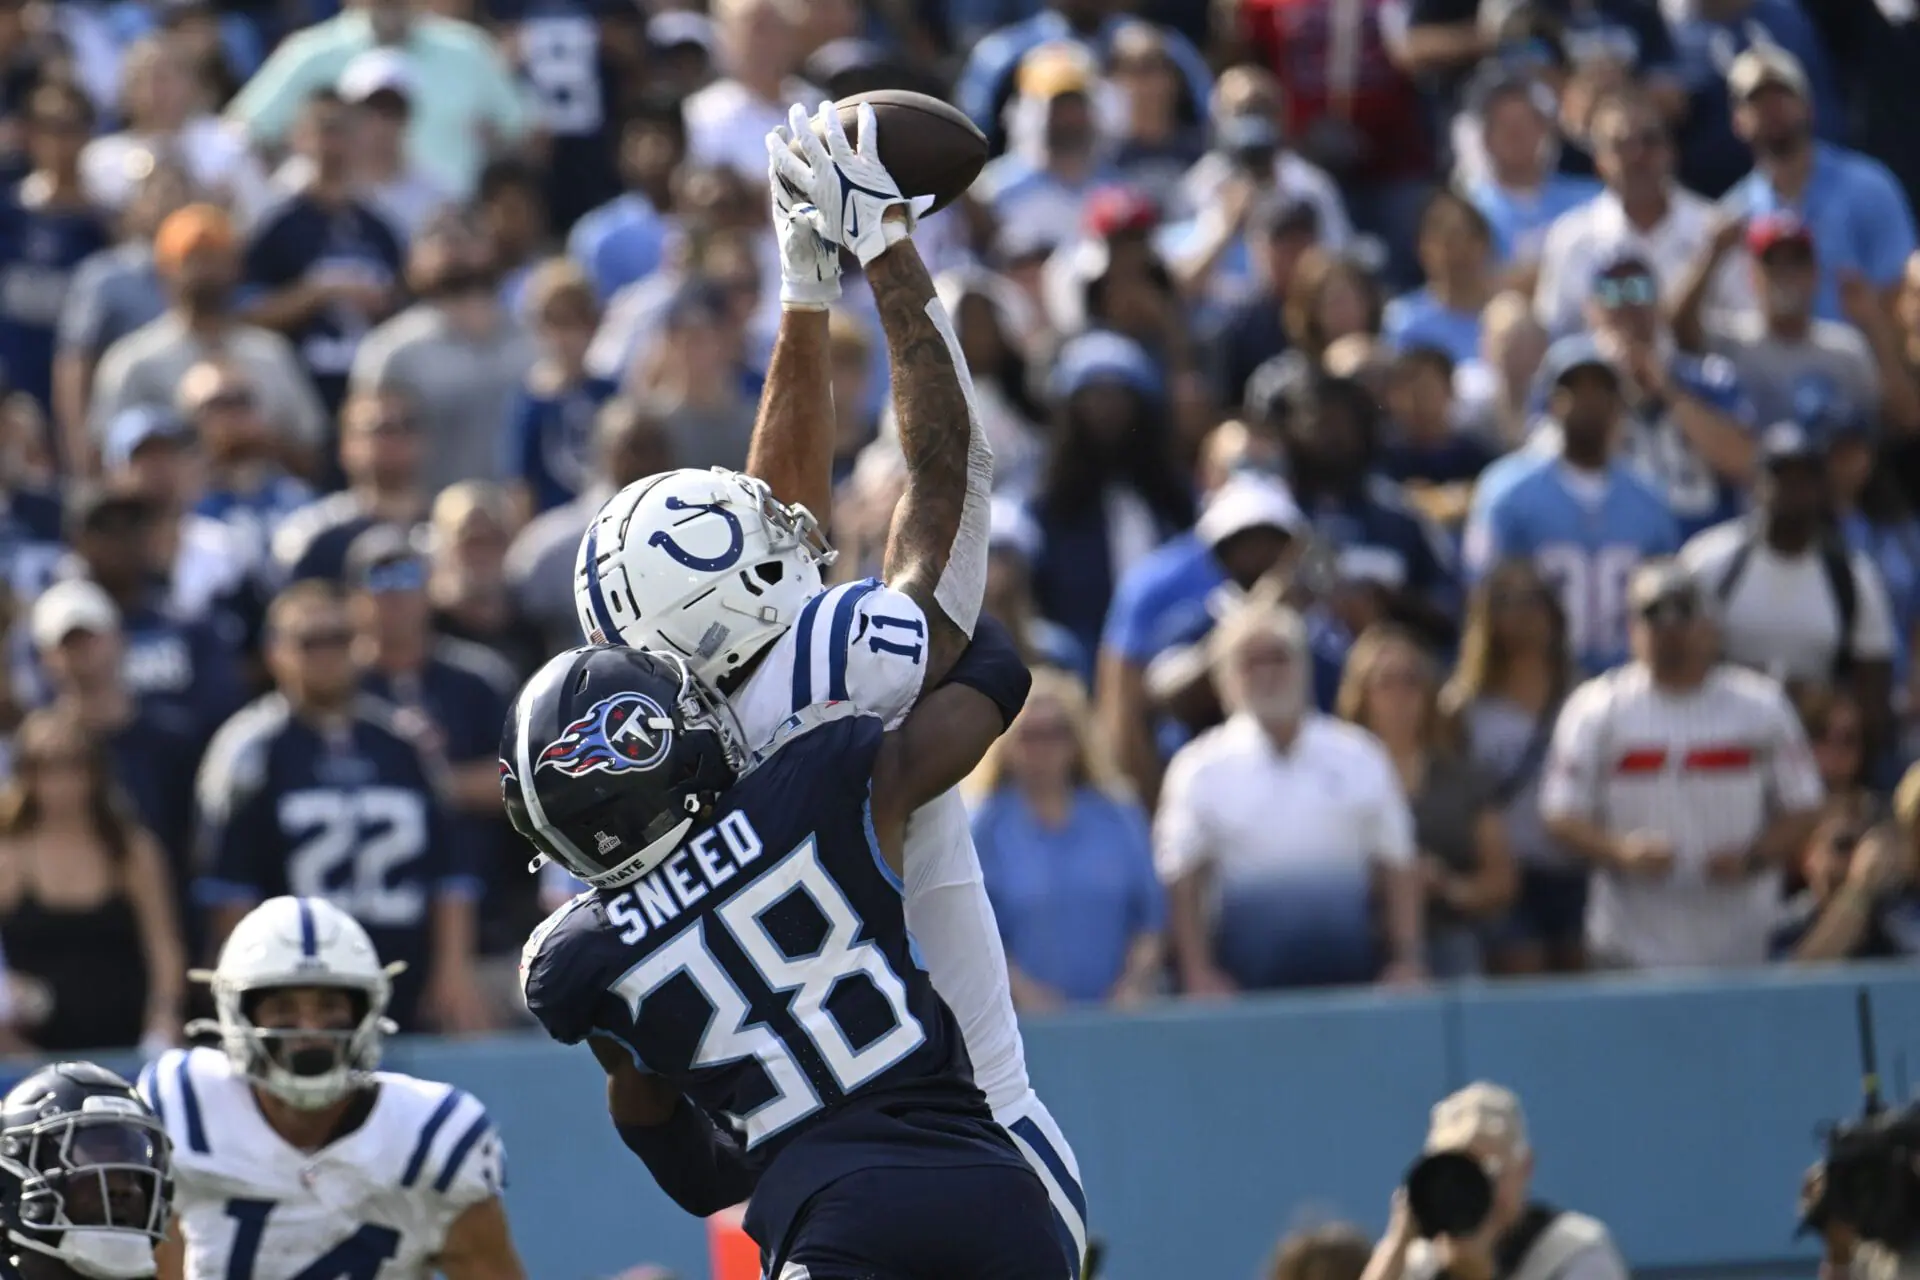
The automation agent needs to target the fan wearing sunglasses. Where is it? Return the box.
[1579,249,1758,539]
[191,580,484,1038]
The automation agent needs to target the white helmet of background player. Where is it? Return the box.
[189,897,402,1111]
[575,467,835,685]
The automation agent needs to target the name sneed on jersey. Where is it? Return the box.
[603,811,765,943]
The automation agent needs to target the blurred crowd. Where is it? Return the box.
[1,0,1919,1052]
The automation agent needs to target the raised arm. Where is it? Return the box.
[780,103,994,687]
[750,107,848,525]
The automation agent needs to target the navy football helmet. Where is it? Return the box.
[501,645,749,889]
[0,1062,172,1280]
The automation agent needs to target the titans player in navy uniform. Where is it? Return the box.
[0,1061,174,1280]
[194,580,487,1033]
[509,630,1066,1279]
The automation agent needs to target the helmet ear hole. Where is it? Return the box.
[754,561,784,584]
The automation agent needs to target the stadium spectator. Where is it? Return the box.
[1794,683,1872,817]
[53,156,190,473]
[984,498,1092,685]
[639,280,757,474]
[1272,370,1458,646]
[1440,558,1586,975]
[351,219,535,493]
[1378,346,1495,531]
[97,403,258,633]
[1285,250,1385,369]
[1674,214,1904,435]
[1103,23,1204,213]
[1025,329,1195,658]
[0,82,112,420]
[1534,89,1749,339]
[973,45,1118,242]
[177,358,314,570]
[934,268,1048,493]
[1169,65,1353,311]
[91,202,326,464]
[242,88,406,416]
[272,387,428,583]
[1200,198,1321,409]
[1339,625,1515,978]
[954,0,1209,152]
[1720,46,1917,322]
[1384,191,1498,368]
[1679,424,1896,715]
[502,258,614,519]
[31,578,199,879]
[1362,1082,1630,1280]
[0,705,185,1053]
[226,0,531,199]
[966,668,1166,1010]
[473,157,549,314]
[1464,336,1680,673]
[1541,558,1824,968]
[1456,67,1602,278]
[1576,248,1756,539]
[681,0,816,182]
[1156,596,1424,994]
[504,396,670,657]
[193,579,488,1032]
[1770,792,1917,962]
[565,92,684,303]
[1268,1225,1369,1280]
[33,488,246,748]
[425,481,546,678]
[1666,0,1842,200]
[325,48,456,243]
[81,37,268,228]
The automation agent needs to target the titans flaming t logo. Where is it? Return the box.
[538,693,674,777]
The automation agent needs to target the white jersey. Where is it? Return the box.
[1539,662,1825,969]
[138,1048,503,1280]
[734,578,1034,1116]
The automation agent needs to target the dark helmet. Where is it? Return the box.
[0,1062,172,1279]
[500,644,747,889]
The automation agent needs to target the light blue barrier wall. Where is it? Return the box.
[70,966,1920,1280]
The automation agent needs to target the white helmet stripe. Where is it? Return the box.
[514,653,596,874]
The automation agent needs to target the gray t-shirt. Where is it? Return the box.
[504,487,601,655]
[1460,695,1573,868]
[1411,755,1499,930]
[653,396,756,474]
[1708,311,1881,426]
[56,242,166,356]
[350,304,538,493]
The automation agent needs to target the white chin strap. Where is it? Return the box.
[52,1229,156,1279]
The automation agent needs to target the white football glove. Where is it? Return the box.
[803,99,914,268]
[766,113,841,310]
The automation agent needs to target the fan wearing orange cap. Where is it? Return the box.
[89,202,327,475]
[973,44,1122,243]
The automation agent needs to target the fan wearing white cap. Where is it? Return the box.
[328,49,454,244]
[142,897,528,1280]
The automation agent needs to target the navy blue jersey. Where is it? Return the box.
[0,189,111,413]
[488,0,626,232]
[503,374,618,513]
[521,712,1024,1250]
[241,194,404,412]
[270,493,387,585]
[193,693,475,1028]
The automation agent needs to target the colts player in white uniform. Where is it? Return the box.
[139,897,526,1280]
[570,101,1087,1272]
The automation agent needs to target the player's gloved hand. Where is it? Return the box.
[765,110,842,311]
[805,99,914,267]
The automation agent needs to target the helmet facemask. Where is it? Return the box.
[196,975,398,1112]
[0,1099,172,1280]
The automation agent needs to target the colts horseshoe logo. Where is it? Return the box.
[648,496,745,572]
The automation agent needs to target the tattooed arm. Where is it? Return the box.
[744,310,837,527]
[867,209,984,687]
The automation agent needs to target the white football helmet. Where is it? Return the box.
[575,468,835,684]
[188,898,402,1111]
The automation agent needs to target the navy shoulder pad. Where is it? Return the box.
[520,897,627,1047]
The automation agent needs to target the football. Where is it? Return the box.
[788,90,989,217]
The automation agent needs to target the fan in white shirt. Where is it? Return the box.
[1534,89,1751,337]
[683,0,822,181]
[82,39,269,230]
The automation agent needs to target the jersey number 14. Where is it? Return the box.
[224,1199,399,1280]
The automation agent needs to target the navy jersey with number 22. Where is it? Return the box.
[520,711,1027,1252]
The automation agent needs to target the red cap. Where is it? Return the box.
[1746,212,1814,258]
[1083,185,1159,239]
